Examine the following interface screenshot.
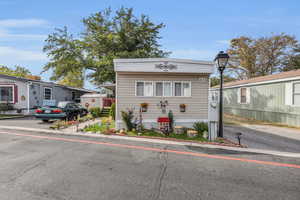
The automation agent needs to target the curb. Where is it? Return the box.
[0,115,27,120]
[1,125,300,158]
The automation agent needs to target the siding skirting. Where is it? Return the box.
[225,107,300,127]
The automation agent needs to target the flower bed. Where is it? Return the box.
[83,117,115,134]
[50,114,94,130]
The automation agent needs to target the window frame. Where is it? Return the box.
[154,81,173,97]
[239,87,248,104]
[0,85,14,103]
[44,87,53,100]
[71,91,76,101]
[293,82,300,105]
[135,81,154,97]
[173,81,191,97]
[135,80,192,97]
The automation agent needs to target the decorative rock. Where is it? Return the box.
[187,130,198,138]
[174,126,184,134]
[138,132,142,136]
[203,131,208,139]
[120,129,125,134]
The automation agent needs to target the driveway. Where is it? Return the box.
[0,116,52,130]
[0,129,300,200]
[225,125,300,153]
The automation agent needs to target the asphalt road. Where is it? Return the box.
[224,125,300,153]
[0,129,300,200]
[0,117,53,130]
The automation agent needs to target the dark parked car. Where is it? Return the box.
[35,101,88,122]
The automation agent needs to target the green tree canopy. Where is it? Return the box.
[227,33,299,79]
[0,65,40,80]
[210,76,237,87]
[282,47,300,72]
[43,7,169,86]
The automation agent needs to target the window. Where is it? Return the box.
[136,81,153,96]
[136,81,191,97]
[155,82,163,96]
[164,82,172,96]
[0,86,13,103]
[155,81,172,97]
[72,92,76,100]
[293,83,300,105]
[240,88,247,103]
[174,82,182,96]
[174,82,191,97]
[44,87,52,100]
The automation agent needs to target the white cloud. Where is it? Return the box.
[0,29,47,41]
[170,49,216,60]
[0,46,47,62]
[216,40,230,45]
[0,18,49,28]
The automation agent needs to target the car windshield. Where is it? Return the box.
[76,104,83,108]
[57,102,70,108]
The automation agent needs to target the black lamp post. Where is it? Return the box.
[214,51,229,138]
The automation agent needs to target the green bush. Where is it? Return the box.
[0,103,14,111]
[89,107,102,118]
[193,122,208,134]
[110,103,116,120]
[121,109,134,131]
[168,110,174,132]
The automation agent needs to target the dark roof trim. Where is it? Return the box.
[0,73,94,93]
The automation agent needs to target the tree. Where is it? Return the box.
[282,47,300,71]
[57,71,84,88]
[227,33,298,79]
[43,7,169,86]
[210,76,237,87]
[0,65,39,79]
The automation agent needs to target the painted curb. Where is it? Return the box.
[1,125,300,158]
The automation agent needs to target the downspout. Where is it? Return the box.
[27,81,32,114]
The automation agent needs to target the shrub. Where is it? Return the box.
[110,103,116,120]
[0,103,14,112]
[121,109,134,131]
[193,122,208,134]
[89,107,101,118]
[168,110,174,132]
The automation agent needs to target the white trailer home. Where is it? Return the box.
[114,58,214,130]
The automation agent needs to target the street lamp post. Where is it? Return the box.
[214,51,229,138]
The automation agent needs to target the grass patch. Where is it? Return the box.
[83,118,115,133]
[128,130,208,142]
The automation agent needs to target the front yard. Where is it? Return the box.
[81,117,239,146]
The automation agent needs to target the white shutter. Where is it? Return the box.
[237,88,241,104]
[285,82,293,105]
[246,87,251,104]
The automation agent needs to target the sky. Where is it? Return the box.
[1,0,300,89]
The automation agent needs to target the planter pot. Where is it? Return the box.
[180,107,186,112]
[141,107,148,112]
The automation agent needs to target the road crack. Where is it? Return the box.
[150,145,168,200]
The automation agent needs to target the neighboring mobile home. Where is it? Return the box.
[211,69,300,127]
[0,74,93,114]
[114,58,214,129]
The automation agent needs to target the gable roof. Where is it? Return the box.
[216,69,300,88]
[114,58,214,74]
[0,73,94,93]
